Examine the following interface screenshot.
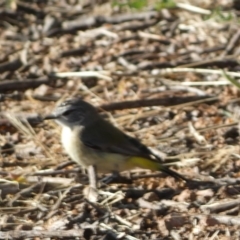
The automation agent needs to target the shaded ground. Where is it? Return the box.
[1,0,240,239]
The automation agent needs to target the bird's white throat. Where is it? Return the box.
[61,126,82,164]
[61,126,72,150]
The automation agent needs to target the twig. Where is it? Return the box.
[0,230,84,239]
[99,191,125,206]
[207,215,240,226]
[0,58,23,73]
[188,122,207,145]
[141,85,208,96]
[7,181,44,207]
[137,198,189,211]
[200,199,240,213]
[100,96,216,111]
[221,29,240,57]
[45,186,73,219]
[159,68,240,78]
[53,71,111,81]
[176,3,211,15]
[100,223,140,240]
[0,78,51,93]
[26,176,74,186]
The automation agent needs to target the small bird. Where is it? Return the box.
[44,98,188,182]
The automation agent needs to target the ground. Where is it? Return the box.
[1,0,240,239]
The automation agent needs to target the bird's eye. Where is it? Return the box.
[62,110,73,116]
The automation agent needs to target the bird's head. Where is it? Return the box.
[44,98,99,128]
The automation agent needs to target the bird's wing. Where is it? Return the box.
[80,119,155,159]
[80,119,188,181]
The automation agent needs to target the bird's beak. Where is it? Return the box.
[43,113,58,120]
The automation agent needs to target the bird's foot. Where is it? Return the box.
[83,185,99,202]
[101,172,133,184]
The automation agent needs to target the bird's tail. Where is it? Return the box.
[127,156,188,182]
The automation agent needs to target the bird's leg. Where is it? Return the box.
[88,165,98,189]
[83,165,99,202]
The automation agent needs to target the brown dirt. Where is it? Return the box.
[1,0,240,239]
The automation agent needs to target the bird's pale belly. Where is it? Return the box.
[61,126,130,173]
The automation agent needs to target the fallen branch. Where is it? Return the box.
[100,96,217,111]
[0,78,51,93]
[0,230,84,239]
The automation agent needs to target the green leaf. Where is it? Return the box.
[155,0,176,10]
[128,0,148,10]
[223,70,240,90]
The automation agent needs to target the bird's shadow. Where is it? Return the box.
[100,172,222,191]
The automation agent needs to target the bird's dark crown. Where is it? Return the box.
[44,98,99,127]
[57,98,97,115]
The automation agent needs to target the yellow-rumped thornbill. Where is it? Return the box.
[44,98,188,182]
